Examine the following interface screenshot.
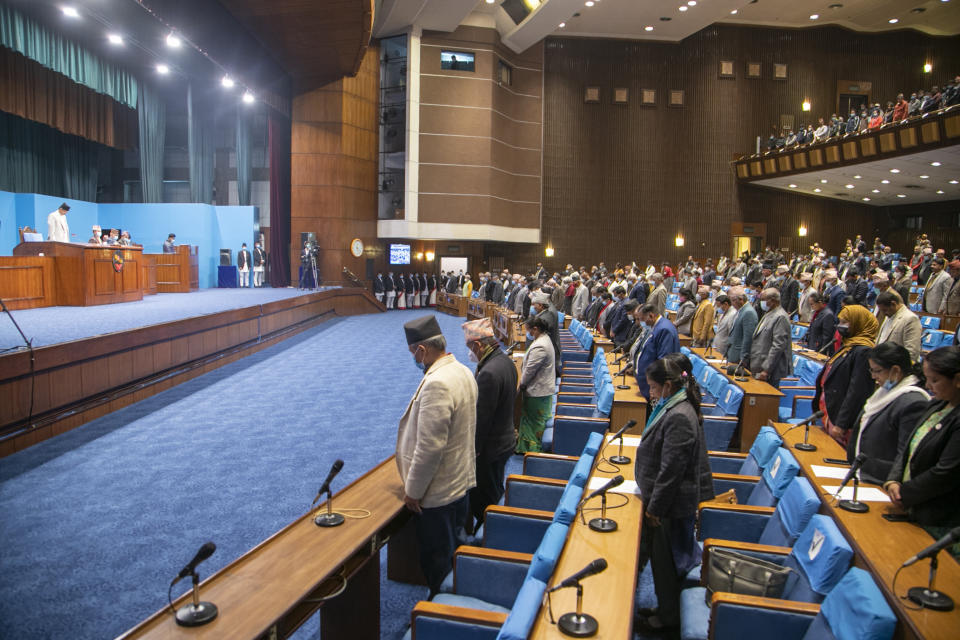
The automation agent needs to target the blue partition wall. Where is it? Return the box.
[0,191,256,288]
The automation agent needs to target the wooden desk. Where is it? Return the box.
[691,348,782,452]
[0,255,55,309]
[141,255,157,296]
[604,353,647,435]
[792,344,829,363]
[773,423,960,640]
[12,241,143,306]
[529,437,643,639]
[437,292,468,317]
[147,245,198,293]
[118,457,415,640]
[493,307,526,350]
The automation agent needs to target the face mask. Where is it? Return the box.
[468,349,479,363]
[837,325,850,338]
[413,348,426,372]
[760,300,770,311]
[882,380,895,391]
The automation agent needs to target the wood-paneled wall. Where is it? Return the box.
[533,25,960,269]
[290,46,379,284]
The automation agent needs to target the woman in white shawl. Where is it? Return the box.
[847,342,930,484]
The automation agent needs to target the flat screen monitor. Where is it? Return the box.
[389,244,411,265]
[440,51,475,72]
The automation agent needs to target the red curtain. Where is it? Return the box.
[268,113,291,287]
[0,47,136,149]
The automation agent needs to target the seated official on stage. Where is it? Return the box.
[162,233,177,253]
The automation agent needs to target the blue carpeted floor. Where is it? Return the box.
[0,287,335,350]
[0,308,657,639]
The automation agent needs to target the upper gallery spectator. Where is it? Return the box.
[813,117,829,141]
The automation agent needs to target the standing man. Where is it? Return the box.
[797,273,816,322]
[571,274,590,320]
[923,257,951,313]
[748,288,792,387]
[938,259,960,315]
[385,271,396,310]
[238,243,251,288]
[691,285,716,348]
[373,271,385,304]
[626,303,680,399]
[725,287,758,370]
[462,318,517,534]
[163,233,177,253]
[777,265,800,317]
[876,291,923,362]
[648,273,667,317]
[397,316,477,596]
[253,241,266,287]
[47,202,70,242]
[420,272,430,308]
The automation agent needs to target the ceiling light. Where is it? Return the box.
[644,25,654,31]
[166,33,182,48]
[872,189,880,193]
[585,0,593,6]
[730,9,738,14]
[951,180,959,184]
[810,14,819,20]
[920,175,929,179]
[802,101,811,111]
[156,64,169,74]
[897,194,906,198]
[789,184,797,188]
[679,6,688,11]
[890,168,900,173]
[937,189,945,194]
[881,179,890,184]
[845,184,854,189]
[820,179,828,183]
[242,91,255,104]
[924,63,933,73]
[107,34,123,45]
[688,0,697,5]
[61,6,79,18]
[486,0,495,3]
[545,246,556,256]
[931,161,942,166]
[888,18,899,24]
[862,197,870,201]
[813,188,822,192]
[854,175,861,179]
[221,75,235,88]
[559,22,566,27]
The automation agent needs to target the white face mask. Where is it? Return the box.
[760,300,770,311]
[468,349,479,363]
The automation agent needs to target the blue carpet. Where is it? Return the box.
[0,309,479,639]
[0,287,336,350]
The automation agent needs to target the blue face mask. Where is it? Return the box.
[526,332,535,341]
[413,348,426,372]
[882,380,895,391]
[760,300,770,312]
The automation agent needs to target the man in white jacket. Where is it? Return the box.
[46,202,70,242]
[397,315,478,595]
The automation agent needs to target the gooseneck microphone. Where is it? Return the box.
[904,526,960,568]
[903,525,960,611]
[836,453,869,513]
[608,420,637,465]
[781,410,825,452]
[171,542,219,627]
[549,558,608,636]
[314,459,346,527]
[548,558,608,592]
[582,475,625,533]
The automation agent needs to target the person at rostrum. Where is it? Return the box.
[813,305,878,445]
[847,343,929,485]
[47,202,70,242]
[396,315,477,596]
[461,318,517,534]
[748,288,792,387]
[516,315,556,453]
[634,354,714,633]
[884,346,960,554]
[163,233,177,253]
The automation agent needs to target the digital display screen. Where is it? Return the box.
[389,244,411,265]
[440,51,475,72]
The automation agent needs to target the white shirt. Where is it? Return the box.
[47,211,70,243]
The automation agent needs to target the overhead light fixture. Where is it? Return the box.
[810,14,819,20]
[798,225,807,236]
[107,34,123,45]
[730,9,738,14]
[872,189,880,193]
[166,33,182,48]
[920,175,929,179]
[888,18,899,24]
[789,184,797,188]
[862,197,871,201]
[896,194,906,198]
[559,22,566,27]
[425,251,435,261]
[828,3,844,8]
[156,64,170,74]
[674,235,685,247]
[61,6,79,18]
[813,188,822,193]
[545,246,555,257]
[242,91,255,104]
[924,63,933,73]
[820,179,828,183]
[679,6,688,12]
[845,184,854,189]
[951,179,959,184]
[486,0,495,3]
[931,161,942,166]
[881,179,890,184]
[854,175,861,179]
[585,1,594,6]
[688,0,697,5]
[802,101,811,111]
[221,75,235,88]
[644,25,654,31]
[890,168,900,173]
[937,189,945,194]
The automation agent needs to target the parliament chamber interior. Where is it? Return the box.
[2,0,960,639]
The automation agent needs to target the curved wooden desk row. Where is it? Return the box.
[773,422,960,640]
[437,292,469,317]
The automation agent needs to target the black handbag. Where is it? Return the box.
[705,548,792,605]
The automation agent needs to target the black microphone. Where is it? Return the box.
[903,526,960,567]
[609,420,637,443]
[613,351,629,365]
[548,558,608,592]
[313,459,345,504]
[583,475,624,503]
[608,420,637,464]
[172,542,216,585]
[835,453,867,495]
[782,410,825,435]
[505,342,519,354]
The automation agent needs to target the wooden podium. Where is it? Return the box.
[7,242,143,307]
[146,245,199,293]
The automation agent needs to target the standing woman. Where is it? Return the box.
[848,343,930,484]
[673,288,696,336]
[813,304,878,445]
[634,354,714,633]
[516,315,556,453]
[884,346,960,554]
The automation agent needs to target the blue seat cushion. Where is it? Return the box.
[432,592,512,614]
[814,568,896,640]
[679,587,710,640]
[761,448,801,499]
[496,577,548,640]
[529,522,569,582]
[788,515,853,597]
[749,426,784,469]
[553,482,583,526]
[759,477,820,546]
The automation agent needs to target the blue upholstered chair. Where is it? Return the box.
[708,425,783,475]
[713,446,800,505]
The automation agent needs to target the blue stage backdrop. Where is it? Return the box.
[0,191,256,288]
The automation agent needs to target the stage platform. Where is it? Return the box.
[0,287,384,455]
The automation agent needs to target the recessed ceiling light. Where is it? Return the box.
[242,91,255,104]
[166,33,182,48]
[862,197,870,201]
[221,75,235,88]
[937,189,945,194]
[789,184,797,188]
[810,14,819,20]
[644,25,654,31]
[931,161,942,166]
[881,179,890,184]
[845,184,854,188]
[688,0,697,5]
[61,6,79,18]
[820,179,828,183]
[585,1,594,7]
[486,0,495,3]
[888,18,899,24]
[920,175,929,179]
[814,188,822,192]
[730,9,738,14]
[156,64,170,74]
[872,189,880,193]
[679,6,688,11]
[853,175,861,179]
[559,22,566,27]
[951,180,959,184]
[890,168,900,173]
[107,34,123,45]
[896,194,906,197]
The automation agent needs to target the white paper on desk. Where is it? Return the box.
[821,486,891,502]
[810,465,850,480]
[604,434,642,447]
[587,476,640,495]
[706,359,723,364]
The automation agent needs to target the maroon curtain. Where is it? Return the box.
[268,114,291,287]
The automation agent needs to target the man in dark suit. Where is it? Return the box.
[611,299,639,347]
[446,271,458,294]
[823,270,846,316]
[803,292,837,355]
[748,288,792,387]
[237,243,251,287]
[777,265,800,317]
[626,303,680,399]
[486,273,504,305]
[462,318,517,533]
[725,286,757,367]
[373,272,385,303]
[845,272,869,306]
[385,271,396,309]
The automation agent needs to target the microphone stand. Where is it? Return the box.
[314,488,346,527]
[794,421,817,452]
[587,492,618,533]
[837,473,869,513]
[0,298,36,426]
[907,552,955,611]
[557,581,599,637]
[616,367,630,390]
[609,435,631,465]
[175,571,218,627]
